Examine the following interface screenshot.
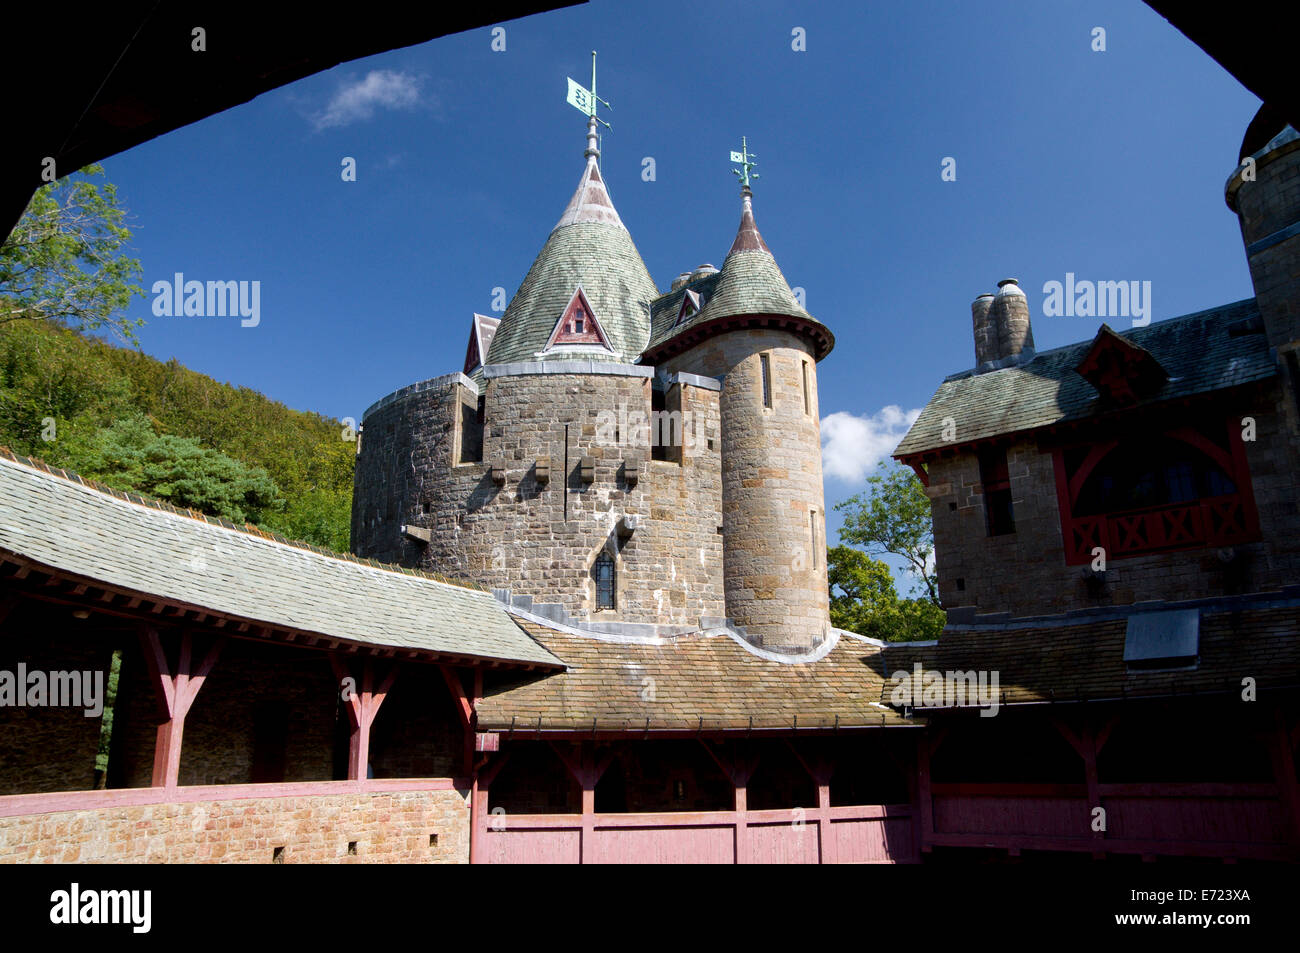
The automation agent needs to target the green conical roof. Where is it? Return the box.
[486,145,657,366]
[644,190,833,360]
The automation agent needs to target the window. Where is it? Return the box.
[801,361,811,415]
[760,353,772,409]
[1054,421,1259,564]
[594,551,615,609]
[459,395,485,463]
[573,309,585,334]
[809,509,819,569]
[979,446,1015,536]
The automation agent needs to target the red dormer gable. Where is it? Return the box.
[1075,324,1168,405]
[542,287,614,352]
[463,313,501,375]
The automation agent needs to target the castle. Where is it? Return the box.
[0,80,1296,863]
[352,117,834,655]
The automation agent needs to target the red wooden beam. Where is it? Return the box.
[137,627,226,790]
[330,656,398,781]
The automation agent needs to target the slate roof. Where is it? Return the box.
[879,596,1300,709]
[643,193,833,360]
[486,157,657,366]
[0,451,562,667]
[894,299,1276,457]
[476,620,914,731]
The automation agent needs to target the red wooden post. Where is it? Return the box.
[786,741,837,863]
[701,741,759,864]
[330,657,397,782]
[916,730,939,854]
[440,665,478,777]
[1055,716,1107,858]
[469,750,512,865]
[1269,707,1300,850]
[138,628,225,790]
[550,742,612,864]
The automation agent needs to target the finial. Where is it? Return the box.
[730,136,759,193]
[566,51,612,154]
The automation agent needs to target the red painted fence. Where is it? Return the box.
[477,804,916,864]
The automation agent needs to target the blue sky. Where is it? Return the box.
[93,0,1260,582]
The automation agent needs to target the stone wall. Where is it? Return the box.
[0,787,469,863]
[663,328,830,651]
[1231,132,1300,351]
[928,387,1300,617]
[353,366,725,627]
[0,603,114,795]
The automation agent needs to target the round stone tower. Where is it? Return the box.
[1226,104,1300,351]
[646,186,835,653]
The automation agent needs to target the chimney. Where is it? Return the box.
[972,293,997,366]
[992,278,1035,364]
[972,279,1035,371]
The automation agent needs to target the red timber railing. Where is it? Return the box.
[475,803,916,864]
[1061,494,1257,565]
[925,782,1293,861]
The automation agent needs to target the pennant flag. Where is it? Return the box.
[730,151,745,163]
[567,77,594,116]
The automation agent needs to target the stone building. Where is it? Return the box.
[0,96,1296,865]
[352,117,833,654]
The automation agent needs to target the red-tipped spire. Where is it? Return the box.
[728,188,771,256]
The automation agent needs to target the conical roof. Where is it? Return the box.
[643,189,833,361]
[485,121,657,365]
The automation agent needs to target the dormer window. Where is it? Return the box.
[1053,420,1259,564]
[677,289,702,326]
[541,286,615,355]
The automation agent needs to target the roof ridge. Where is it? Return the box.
[942,297,1261,382]
[0,446,485,593]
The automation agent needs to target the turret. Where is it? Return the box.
[1226,104,1300,351]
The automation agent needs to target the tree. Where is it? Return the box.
[0,164,145,343]
[834,461,939,604]
[63,413,283,525]
[828,545,945,642]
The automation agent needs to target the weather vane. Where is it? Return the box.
[566,50,612,129]
[730,136,758,191]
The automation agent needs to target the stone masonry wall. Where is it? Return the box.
[0,603,115,795]
[354,369,725,626]
[1234,137,1300,351]
[928,386,1300,618]
[0,788,470,863]
[663,328,830,651]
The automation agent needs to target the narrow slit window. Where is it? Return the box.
[760,354,772,409]
[810,509,819,569]
[595,551,616,609]
[802,361,811,415]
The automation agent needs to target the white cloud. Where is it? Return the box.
[313,71,423,130]
[820,405,921,484]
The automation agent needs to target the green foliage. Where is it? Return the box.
[834,461,939,604]
[827,545,945,642]
[0,165,145,343]
[0,318,355,551]
[64,413,283,524]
